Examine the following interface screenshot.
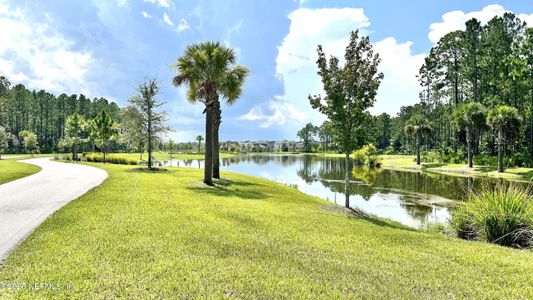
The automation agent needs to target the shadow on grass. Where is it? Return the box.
[187,179,268,200]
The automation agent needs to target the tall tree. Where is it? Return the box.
[309,30,383,207]
[487,105,521,172]
[297,123,318,152]
[196,135,203,153]
[404,115,432,165]
[90,110,117,164]
[521,28,533,161]
[172,42,249,185]
[0,126,10,159]
[129,80,168,169]
[120,106,145,160]
[452,102,487,168]
[64,113,86,161]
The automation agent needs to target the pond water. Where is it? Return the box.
[156,154,515,228]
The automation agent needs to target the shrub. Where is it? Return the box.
[452,183,533,248]
[352,144,381,167]
[84,152,139,165]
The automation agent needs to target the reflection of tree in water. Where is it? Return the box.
[221,154,300,168]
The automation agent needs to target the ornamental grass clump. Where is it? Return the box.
[452,183,533,248]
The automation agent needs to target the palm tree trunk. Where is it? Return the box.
[213,99,221,179]
[344,151,350,208]
[467,127,473,168]
[498,128,504,173]
[204,105,214,185]
[416,133,421,165]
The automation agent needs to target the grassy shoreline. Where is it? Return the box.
[0,162,531,298]
[0,159,41,185]
[379,155,533,182]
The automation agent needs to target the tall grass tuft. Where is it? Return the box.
[452,183,533,248]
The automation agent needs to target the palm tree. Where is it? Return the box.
[196,135,203,153]
[404,115,432,165]
[452,102,487,168]
[172,42,249,185]
[487,105,521,173]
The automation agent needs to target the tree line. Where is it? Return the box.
[316,13,533,172]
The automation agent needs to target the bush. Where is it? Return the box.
[452,183,533,248]
[84,152,139,165]
[352,144,381,167]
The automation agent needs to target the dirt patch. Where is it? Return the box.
[129,167,168,172]
[188,181,227,189]
[319,205,368,218]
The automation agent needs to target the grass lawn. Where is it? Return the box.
[380,154,533,182]
[0,159,41,185]
[0,163,532,298]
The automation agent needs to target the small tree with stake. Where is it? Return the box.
[0,126,10,160]
[129,80,169,169]
[90,110,118,164]
[309,30,383,208]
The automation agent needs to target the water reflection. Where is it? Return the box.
[157,154,522,228]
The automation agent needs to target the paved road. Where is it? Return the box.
[0,158,107,260]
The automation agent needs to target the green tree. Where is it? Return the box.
[297,123,318,152]
[196,135,203,153]
[90,110,117,164]
[309,30,383,207]
[21,131,38,157]
[64,113,86,161]
[487,105,521,172]
[452,102,487,168]
[120,106,145,160]
[521,28,533,161]
[129,80,168,169]
[0,126,10,159]
[318,121,334,152]
[172,42,249,184]
[168,139,176,160]
[404,115,432,165]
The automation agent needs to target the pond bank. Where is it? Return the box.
[379,155,533,183]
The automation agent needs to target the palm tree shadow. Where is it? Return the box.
[187,179,267,200]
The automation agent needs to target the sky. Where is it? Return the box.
[1,0,533,142]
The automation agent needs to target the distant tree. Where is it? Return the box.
[318,121,334,152]
[21,131,38,157]
[0,126,10,159]
[404,115,432,165]
[452,102,487,168]
[64,113,86,161]
[129,80,168,169]
[487,105,521,172]
[196,135,203,153]
[297,123,319,152]
[309,30,383,207]
[168,139,176,160]
[90,110,118,164]
[121,106,145,160]
[521,28,533,161]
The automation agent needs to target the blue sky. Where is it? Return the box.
[1,0,532,142]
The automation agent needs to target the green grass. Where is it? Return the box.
[0,163,532,298]
[380,154,533,182]
[0,159,41,185]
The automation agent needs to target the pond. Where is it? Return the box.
[157,154,515,228]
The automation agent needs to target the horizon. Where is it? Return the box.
[1,0,533,142]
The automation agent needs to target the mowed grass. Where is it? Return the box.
[0,163,532,299]
[0,159,41,185]
[380,154,533,182]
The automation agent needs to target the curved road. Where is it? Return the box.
[0,158,107,260]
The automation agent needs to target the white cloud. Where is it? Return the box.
[163,12,173,26]
[275,7,424,118]
[177,18,190,32]
[0,3,94,95]
[116,0,128,7]
[144,0,174,8]
[428,4,533,44]
[239,95,307,128]
[141,11,152,19]
[371,38,425,115]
